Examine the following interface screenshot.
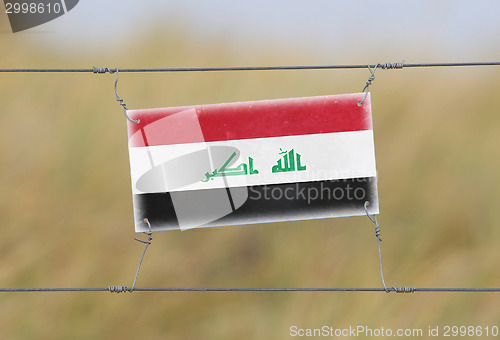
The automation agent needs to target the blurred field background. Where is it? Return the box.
[1,2,500,339]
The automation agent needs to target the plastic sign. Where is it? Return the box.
[127,93,379,232]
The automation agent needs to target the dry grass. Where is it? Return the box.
[1,16,500,340]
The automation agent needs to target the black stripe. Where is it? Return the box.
[133,177,378,231]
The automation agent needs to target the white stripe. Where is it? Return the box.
[60,0,68,13]
[128,130,376,195]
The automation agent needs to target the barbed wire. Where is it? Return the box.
[0,61,499,73]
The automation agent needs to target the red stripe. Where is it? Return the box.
[128,93,372,147]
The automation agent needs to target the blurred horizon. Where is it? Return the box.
[2,1,500,62]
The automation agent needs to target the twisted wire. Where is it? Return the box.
[112,68,139,123]
[364,201,389,292]
[108,286,129,293]
[357,64,379,106]
[1,61,499,73]
[363,202,416,294]
[130,219,154,292]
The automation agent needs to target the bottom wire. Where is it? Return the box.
[0,287,500,293]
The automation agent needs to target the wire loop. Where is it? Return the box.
[108,286,129,293]
[364,202,382,242]
[106,219,154,294]
[357,64,378,106]
[357,61,404,106]
[113,68,140,124]
[93,66,139,123]
[130,218,154,292]
[364,201,389,292]
[364,202,416,294]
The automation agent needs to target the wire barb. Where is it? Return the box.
[93,66,139,123]
[364,202,416,294]
[357,61,404,106]
[92,67,115,74]
[364,201,389,292]
[2,61,499,73]
[391,286,415,293]
[379,61,405,70]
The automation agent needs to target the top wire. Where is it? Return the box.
[0,62,499,73]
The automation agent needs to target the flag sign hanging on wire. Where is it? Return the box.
[127,93,379,232]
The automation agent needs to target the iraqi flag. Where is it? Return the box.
[127,93,378,232]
